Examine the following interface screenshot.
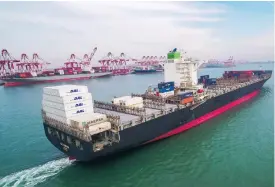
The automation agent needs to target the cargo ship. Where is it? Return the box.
[133,65,162,73]
[41,49,272,162]
[2,72,112,87]
[201,56,235,68]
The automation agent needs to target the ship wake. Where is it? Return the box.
[0,158,73,187]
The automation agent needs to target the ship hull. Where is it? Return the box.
[3,72,112,87]
[43,78,268,162]
[201,64,236,68]
[133,70,158,74]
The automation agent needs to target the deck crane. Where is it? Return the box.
[0,49,20,76]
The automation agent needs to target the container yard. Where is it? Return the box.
[0,48,168,87]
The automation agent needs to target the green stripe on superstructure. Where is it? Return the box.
[167,52,181,59]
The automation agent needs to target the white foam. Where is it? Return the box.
[0,158,73,187]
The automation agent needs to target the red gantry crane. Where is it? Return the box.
[31,53,51,72]
[97,52,137,75]
[79,47,97,71]
[0,49,20,77]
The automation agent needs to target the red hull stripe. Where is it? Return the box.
[145,90,260,144]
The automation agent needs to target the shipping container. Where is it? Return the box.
[44,112,72,125]
[158,81,175,90]
[70,113,107,129]
[88,122,112,136]
[42,92,93,104]
[200,75,209,79]
[119,96,143,107]
[205,78,217,85]
[42,99,93,111]
[159,86,174,93]
[43,85,89,97]
[159,90,174,98]
[264,70,272,74]
[178,91,193,99]
[42,105,94,118]
[112,96,132,105]
[180,96,194,105]
[198,78,202,84]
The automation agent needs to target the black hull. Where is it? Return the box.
[43,79,268,161]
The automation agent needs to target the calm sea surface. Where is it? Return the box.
[0,64,273,187]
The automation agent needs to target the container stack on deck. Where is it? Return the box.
[156,81,175,98]
[198,75,217,87]
[112,95,144,108]
[42,85,111,133]
[177,91,194,105]
[222,70,271,83]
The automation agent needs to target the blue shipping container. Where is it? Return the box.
[198,78,202,84]
[264,70,272,74]
[159,87,174,93]
[178,91,193,99]
[200,75,209,79]
[158,81,175,89]
[205,78,217,85]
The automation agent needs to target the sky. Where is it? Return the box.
[0,1,274,66]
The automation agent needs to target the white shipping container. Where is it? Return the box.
[42,92,92,104]
[58,70,64,75]
[43,105,94,118]
[129,103,143,108]
[112,96,132,105]
[88,122,111,135]
[159,91,174,98]
[43,85,89,97]
[120,96,143,107]
[42,99,93,111]
[70,113,107,129]
[44,113,71,125]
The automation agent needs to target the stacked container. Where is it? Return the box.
[112,96,132,105]
[205,78,217,86]
[177,91,194,105]
[117,96,144,108]
[42,85,94,117]
[198,75,209,84]
[157,81,175,98]
[42,85,112,133]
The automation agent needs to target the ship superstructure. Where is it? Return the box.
[41,48,272,162]
[164,49,203,88]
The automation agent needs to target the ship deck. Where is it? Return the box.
[94,103,178,123]
[94,108,140,122]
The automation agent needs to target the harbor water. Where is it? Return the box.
[0,64,273,187]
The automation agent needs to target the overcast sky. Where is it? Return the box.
[0,1,274,66]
